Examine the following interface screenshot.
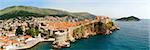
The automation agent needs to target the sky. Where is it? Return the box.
[0,0,149,19]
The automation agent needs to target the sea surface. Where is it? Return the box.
[29,19,150,50]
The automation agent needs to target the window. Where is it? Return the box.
[60,30,64,33]
[41,23,46,26]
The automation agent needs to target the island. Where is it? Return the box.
[0,6,119,50]
[115,16,140,21]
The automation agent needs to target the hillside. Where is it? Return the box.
[0,6,96,20]
[71,12,95,19]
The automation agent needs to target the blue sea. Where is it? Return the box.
[29,19,150,50]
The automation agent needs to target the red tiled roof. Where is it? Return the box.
[45,19,92,30]
[47,22,77,30]
[20,35,32,39]
[8,40,18,43]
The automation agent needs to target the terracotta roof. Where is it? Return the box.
[8,40,18,43]
[47,22,77,30]
[2,43,8,46]
[45,19,92,30]
[0,36,8,39]
[20,35,32,39]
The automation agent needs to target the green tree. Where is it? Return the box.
[25,27,39,37]
[104,22,114,29]
[15,26,23,36]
